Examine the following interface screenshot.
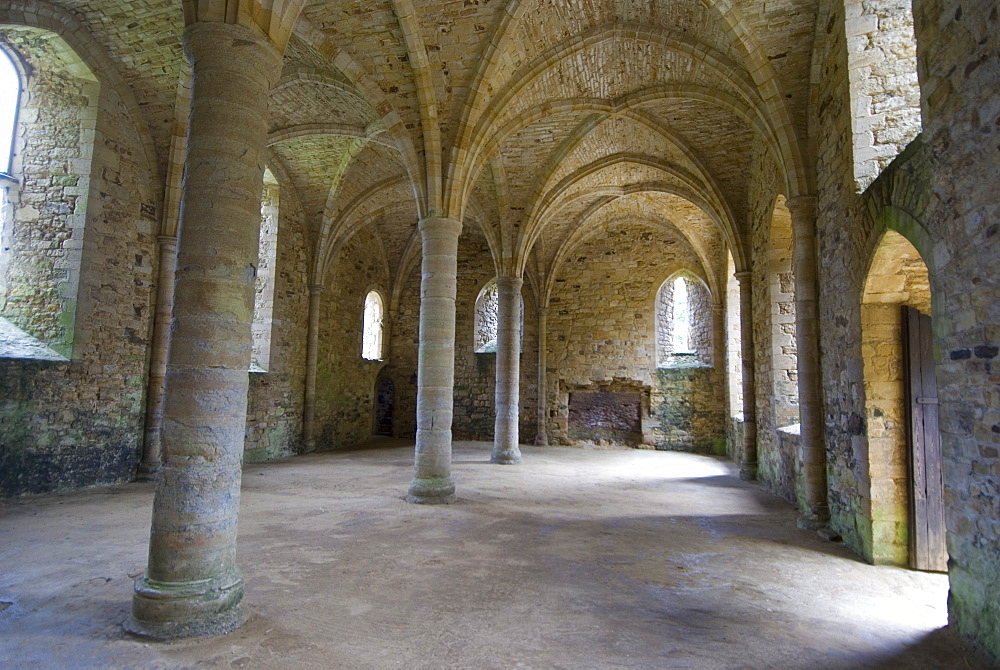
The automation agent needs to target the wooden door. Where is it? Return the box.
[903,306,948,572]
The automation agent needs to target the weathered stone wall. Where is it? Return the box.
[314,228,391,449]
[913,0,1000,656]
[0,30,157,497]
[814,0,880,555]
[748,138,799,502]
[244,175,309,464]
[545,219,724,451]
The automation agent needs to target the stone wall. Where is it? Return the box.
[0,28,157,497]
[748,137,799,501]
[913,0,1000,656]
[545,219,724,451]
[313,227,391,449]
[814,0,881,556]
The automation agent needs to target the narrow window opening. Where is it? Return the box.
[672,276,691,354]
[250,167,278,372]
[362,290,384,361]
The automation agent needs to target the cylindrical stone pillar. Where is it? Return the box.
[302,283,324,452]
[787,195,829,528]
[491,276,523,464]
[535,306,549,446]
[137,234,178,479]
[126,22,283,640]
[734,271,758,481]
[407,216,462,504]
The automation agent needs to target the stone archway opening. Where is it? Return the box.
[861,229,946,571]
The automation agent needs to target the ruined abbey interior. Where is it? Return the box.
[0,0,998,665]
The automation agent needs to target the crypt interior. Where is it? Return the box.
[0,0,998,666]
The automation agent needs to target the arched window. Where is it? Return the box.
[474,280,499,353]
[0,29,99,361]
[474,278,524,354]
[0,47,19,174]
[362,290,384,361]
[656,272,712,367]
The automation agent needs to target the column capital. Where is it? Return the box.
[308,284,325,295]
[495,275,523,290]
[418,215,462,237]
[183,22,283,87]
[733,270,752,283]
[156,234,178,249]
[785,194,818,218]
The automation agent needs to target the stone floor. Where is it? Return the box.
[0,440,996,669]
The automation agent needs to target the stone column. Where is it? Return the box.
[302,283,324,452]
[734,271,758,480]
[407,216,462,504]
[137,234,178,479]
[535,306,549,446]
[491,276,523,464]
[787,195,829,527]
[126,22,282,640]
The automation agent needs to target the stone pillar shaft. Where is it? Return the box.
[734,271,758,480]
[127,22,282,640]
[407,216,461,504]
[138,234,178,478]
[788,195,829,526]
[302,283,324,452]
[535,306,549,446]
[491,276,523,464]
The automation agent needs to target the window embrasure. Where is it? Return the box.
[845,0,921,190]
[0,30,99,361]
[656,272,713,368]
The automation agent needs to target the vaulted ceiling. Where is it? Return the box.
[9,0,822,299]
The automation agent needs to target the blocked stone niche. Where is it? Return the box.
[566,379,649,446]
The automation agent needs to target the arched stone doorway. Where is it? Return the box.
[861,229,946,571]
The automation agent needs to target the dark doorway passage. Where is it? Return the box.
[374,376,394,436]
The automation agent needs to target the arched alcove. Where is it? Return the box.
[769,196,799,428]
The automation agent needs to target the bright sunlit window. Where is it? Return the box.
[672,276,691,353]
[0,49,19,174]
[362,290,384,361]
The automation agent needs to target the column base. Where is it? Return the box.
[534,434,548,446]
[406,477,456,504]
[134,462,160,482]
[125,569,246,640]
[739,460,758,481]
[490,446,522,464]
[797,504,830,531]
